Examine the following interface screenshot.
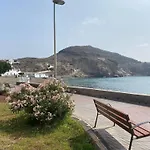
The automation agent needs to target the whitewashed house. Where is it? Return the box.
[34,72,49,78]
[48,65,54,70]
[1,69,21,77]
[6,59,20,65]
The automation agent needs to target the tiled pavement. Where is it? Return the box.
[72,94,150,150]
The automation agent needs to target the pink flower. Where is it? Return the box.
[20,84,26,88]
[30,97,36,104]
[5,96,11,102]
[11,86,22,93]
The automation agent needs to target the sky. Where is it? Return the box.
[0,0,150,62]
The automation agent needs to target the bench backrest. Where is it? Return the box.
[93,99,132,133]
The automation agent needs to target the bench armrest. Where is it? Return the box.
[131,121,150,129]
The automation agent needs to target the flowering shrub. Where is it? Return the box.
[6,78,74,124]
[0,83,10,95]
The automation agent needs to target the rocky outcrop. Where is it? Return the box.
[14,45,150,77]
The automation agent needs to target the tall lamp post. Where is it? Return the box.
[53,0,65,78]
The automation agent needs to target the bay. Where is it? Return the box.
[64,76,150,95]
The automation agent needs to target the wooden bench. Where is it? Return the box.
[93,99,150,150]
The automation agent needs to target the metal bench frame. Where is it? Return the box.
[93,99,150,150]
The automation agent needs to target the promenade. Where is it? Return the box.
[72,94,150,150]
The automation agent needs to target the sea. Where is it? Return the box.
[64,76,150,95]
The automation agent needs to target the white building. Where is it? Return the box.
[6,59,20,65]
[2,69,21,77]
[34,73,49,78]
[48,65,54,70]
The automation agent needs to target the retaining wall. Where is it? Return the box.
[68,86,150,107]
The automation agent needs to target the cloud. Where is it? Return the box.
[82,17,105,26]
[137,43,149,47]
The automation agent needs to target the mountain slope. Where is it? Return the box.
[14,46,150,77]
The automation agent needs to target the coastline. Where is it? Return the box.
[1,76,150,107]
[64,76,150,95]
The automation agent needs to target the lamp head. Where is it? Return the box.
[53,0,65,5]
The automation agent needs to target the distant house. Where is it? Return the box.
[48,65,54,70]
[34,72,49,78]
[1,69,21,77]
[23,71,49,79]
[6,59,20,65]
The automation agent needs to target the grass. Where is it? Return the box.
[0,103,95,150]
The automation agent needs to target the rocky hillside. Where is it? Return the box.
[14,46,150,77]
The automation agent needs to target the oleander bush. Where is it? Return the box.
[0,83,10,95]
[6,78,74,125]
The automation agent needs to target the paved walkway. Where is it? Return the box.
[72,94,150,150]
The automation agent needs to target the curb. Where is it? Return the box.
[72,115,108,150]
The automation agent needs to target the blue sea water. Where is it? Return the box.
[64,76,150,95]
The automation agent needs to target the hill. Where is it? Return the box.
[13,46,150,77]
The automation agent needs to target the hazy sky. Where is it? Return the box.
[0,0,150,62]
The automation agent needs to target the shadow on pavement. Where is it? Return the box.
[94,128,127,150]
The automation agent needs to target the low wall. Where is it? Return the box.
[16,82,150,107]
[68,86,150,107]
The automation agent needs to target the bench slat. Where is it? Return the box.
[131,121,150,133]
[94,99,129,120]
[131,122,150,138]
[134,129,150,138]
[97,107,132,133]
[95,102,131,128]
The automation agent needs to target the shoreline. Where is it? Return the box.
[64,76,150,95]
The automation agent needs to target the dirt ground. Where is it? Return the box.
[0,76,18,85]
[0,95,6,103]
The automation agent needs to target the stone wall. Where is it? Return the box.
[68,86,150,107]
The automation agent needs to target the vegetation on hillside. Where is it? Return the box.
[0,61,11,75]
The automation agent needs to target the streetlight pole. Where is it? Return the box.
[53,2,57,78]
[53,0,65,78]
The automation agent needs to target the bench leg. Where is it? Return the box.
[128,134,134,150]
[93,113,99,128]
